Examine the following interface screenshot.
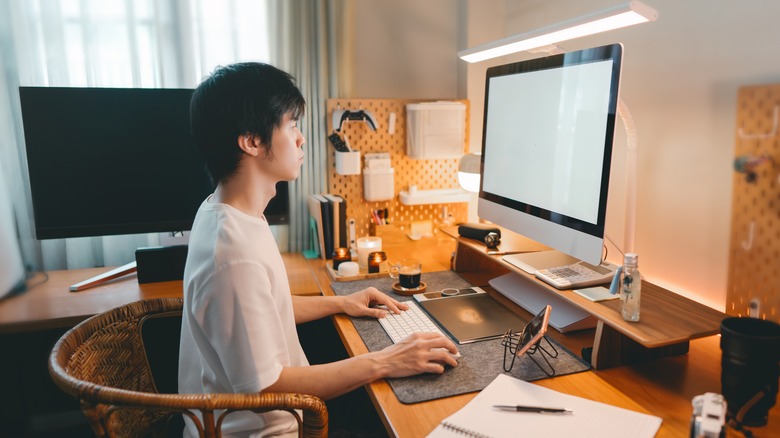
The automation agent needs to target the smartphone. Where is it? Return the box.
[514,305,551,357]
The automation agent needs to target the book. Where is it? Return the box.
[311,194,333,259]
[427,374,662,438]
[323,194,347,248]
[307,195,327,260]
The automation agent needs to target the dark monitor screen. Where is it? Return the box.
[19,86,289,240]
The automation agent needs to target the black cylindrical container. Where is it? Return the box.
[720,317,780,427]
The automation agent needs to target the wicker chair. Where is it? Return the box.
[48,297,328,438]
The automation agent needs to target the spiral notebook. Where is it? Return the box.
[427,374,662,438]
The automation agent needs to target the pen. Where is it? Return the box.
[493,405,573,414]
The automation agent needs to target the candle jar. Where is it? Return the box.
[331,247,351,270]
[368,251,387,273]
[356,236,382,269]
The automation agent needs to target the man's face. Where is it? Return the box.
[260,112,305,182]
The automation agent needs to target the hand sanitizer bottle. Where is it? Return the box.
[620,253,641,322]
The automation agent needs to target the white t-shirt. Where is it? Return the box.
[179,196,308,437]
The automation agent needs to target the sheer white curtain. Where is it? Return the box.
[0,0,273,271]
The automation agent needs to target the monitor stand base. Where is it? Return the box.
[69,261,137,292]
[489,271,597,333]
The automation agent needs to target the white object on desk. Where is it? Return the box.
[428,374,662,438]
[337,261,359,277]
[574,286,619,302]
[378,301,445,344]
[356,236,382,269]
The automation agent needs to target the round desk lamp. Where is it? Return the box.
[457,152,481,193]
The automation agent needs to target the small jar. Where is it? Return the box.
[331,247,351,270]
[367,251,387,273]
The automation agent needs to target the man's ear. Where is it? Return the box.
[237,134,260,156]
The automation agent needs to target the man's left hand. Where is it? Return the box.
[340,287,409,318]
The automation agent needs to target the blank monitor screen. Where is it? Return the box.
[478,44,622,265]
[19,86,289,240]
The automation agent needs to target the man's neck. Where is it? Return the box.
[213,173,277,219]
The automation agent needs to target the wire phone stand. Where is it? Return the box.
[501,330,559,377]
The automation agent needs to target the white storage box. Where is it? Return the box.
[406,101,466,159]
[363,167,394,201]
[335,150,360,175]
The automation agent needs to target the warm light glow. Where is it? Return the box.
[458,152,481,193]
[458,1,657,63]
[458,172,481,193]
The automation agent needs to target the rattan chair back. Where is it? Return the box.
[49,297,327,437]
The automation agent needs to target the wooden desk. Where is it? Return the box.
[0,252,320,334]
[309,227,780,438]
[444,226,727,369]
[2,235,777,437]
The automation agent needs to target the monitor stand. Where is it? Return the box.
[489,252,598,333]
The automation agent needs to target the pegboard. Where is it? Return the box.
[726,84,780,323]
[325,99,469,238]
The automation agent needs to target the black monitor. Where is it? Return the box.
[478,44,622,267]
[18,86,290,241]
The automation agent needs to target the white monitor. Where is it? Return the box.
[478,44,622,267]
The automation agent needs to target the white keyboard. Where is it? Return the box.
[378,300,445,343]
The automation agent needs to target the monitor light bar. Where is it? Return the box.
[458,1,657,63]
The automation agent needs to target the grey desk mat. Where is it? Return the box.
[330,270,591,404]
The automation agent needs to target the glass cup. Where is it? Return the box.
[356,236,382,269]
[389,259,422,290]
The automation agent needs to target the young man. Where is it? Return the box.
[179,62,459,437]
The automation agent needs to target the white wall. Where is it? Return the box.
[346,0,459,99]
[346,0,780,311]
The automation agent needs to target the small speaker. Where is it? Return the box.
[457,223,501,243]
[135,245,188,284]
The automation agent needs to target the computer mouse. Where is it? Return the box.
[431,347,461,361]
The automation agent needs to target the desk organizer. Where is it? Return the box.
[326,99,470,238]
[325,261,388,282]
[727,83,780,323]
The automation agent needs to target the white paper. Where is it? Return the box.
[428,374,662,438]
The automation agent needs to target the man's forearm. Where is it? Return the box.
[291,295,344,324]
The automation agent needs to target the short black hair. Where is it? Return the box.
[190,62,305,184]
